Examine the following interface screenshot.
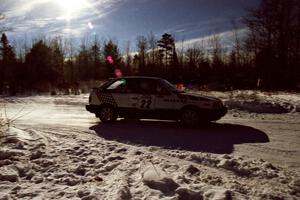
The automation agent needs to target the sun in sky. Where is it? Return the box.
[55,0,88,21]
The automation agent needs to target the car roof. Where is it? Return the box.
[115,76,163,80]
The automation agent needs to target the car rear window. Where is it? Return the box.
[106,79,126,90]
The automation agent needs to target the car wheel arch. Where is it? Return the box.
[180,105,201,113]
[96,103,118,118]
[99,103,117,109]
[180,105,202,126]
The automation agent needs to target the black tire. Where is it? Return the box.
[98,106,117,123]
[181,108,200,127]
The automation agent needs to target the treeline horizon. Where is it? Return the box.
[0,0,300,95]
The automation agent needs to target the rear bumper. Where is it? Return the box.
[86,105,101,114]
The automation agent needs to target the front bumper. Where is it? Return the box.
[218,106,228,118]
[200,106,227,121]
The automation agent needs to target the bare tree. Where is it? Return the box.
[230,18,243,66]
[64,38,77,83]
[89,35,102,80]
[0,13,6,33]
[76,36,92,81]
[178,39,185,67]
[50,36,65,83]
[244,0,300,88]
[209,33,224,68]
[186,43,205,68]
[136,35,148,73]
[124,40,132,73]
[147,31,157,65]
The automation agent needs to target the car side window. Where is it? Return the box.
[106,79,128,93]
[138,79,158,94]
[125,79,140,93]
[157,81,172,95]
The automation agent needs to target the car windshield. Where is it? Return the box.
[160,79,184,93]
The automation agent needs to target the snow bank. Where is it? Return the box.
[191,90,300,114]
[0,94,89,106]
[225,100,291,113]
[190,153,280,178]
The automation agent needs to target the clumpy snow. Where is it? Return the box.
[0,91,300,199]
[142,164,179,195]
[193,90,300,114]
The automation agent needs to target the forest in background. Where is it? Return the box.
[0,0,300,95]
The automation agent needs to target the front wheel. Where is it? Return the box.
[181,109,200,127]
[98,106,117,123]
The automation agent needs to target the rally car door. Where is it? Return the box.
[127,79,156,114]
[154,81,187,118]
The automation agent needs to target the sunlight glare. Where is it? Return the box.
[55,0,87,21]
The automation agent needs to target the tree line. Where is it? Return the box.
[0,0,299,95]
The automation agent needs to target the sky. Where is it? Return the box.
[0,0,260,50]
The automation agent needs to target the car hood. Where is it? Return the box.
[178,92,220,102]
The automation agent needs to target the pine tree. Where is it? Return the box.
[0,33,16,65]
[157,33,176,67]
[0,33,17,94]
[25,40,58,89]
[51,37,65,83]
[103,40,121,77]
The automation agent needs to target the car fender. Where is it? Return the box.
[180,105,201,113]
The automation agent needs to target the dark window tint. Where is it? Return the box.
[138,79,158,94]
[121,78,158,94]
[125,79,141,93]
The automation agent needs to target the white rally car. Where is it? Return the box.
[86,76,227,126]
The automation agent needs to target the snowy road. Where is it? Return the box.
[1,93,299,199]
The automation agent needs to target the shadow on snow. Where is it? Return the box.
[90,120,269,154]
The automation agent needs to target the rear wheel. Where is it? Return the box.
[98,106,117,123]
[181,109,200,127]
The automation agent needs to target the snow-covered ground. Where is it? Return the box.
[0,91,299,200]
